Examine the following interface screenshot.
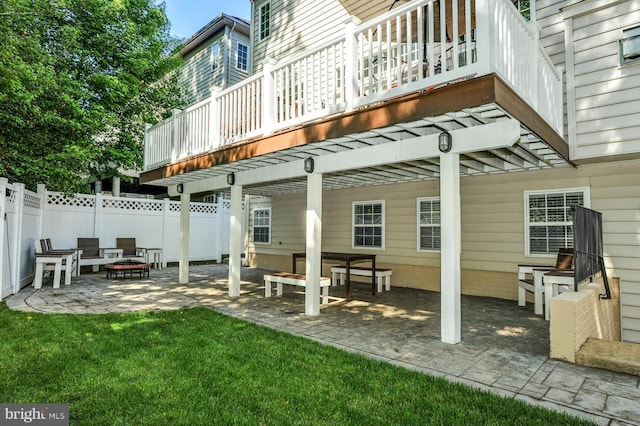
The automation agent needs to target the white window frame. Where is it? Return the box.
[211,42,220,71]
[417,197,440,252]
[352,200,385,250]
[524,187,590,257]
[236,41,249,72]
[620,25,640,66]
[252,207,271,245]
[258,1,271,41]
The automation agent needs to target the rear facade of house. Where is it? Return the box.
[142,0,640,343]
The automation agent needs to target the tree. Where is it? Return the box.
[0,0,183,193]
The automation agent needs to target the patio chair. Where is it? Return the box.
[517,248,573,315]
[39,239,79,272]
[34,240,77,288]
[116,238,146,262]
[77,238,123,273]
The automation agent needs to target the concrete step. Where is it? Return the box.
[576,337,640,376]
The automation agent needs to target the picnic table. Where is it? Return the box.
[292,252,376,299]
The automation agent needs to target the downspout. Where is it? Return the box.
[226,21,237,88]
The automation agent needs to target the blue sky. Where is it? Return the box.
[162,0,252,39]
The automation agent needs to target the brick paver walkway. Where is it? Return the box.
[6,264,640,425]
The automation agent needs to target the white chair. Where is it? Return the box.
[517,248,573,316]
[34,241,75,288]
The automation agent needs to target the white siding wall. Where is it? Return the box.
[570,2,640,160]
[251,0,350,72]
[228,32,251,84]
[179,29,250,104]
[249,161,640,342]
[538,0,640,160]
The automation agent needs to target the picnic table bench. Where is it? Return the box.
[330,266,392,293]
[264,272,331,304]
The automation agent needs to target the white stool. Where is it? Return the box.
[34,256,63,289]
[145,248,163,269]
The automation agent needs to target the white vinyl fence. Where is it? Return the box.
[0,177,243,299]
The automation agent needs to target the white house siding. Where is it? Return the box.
[179,30,250,104]
[251,0,350,72]
[180,34,225,105]
[247,160,640,342]
[570,2,640,160]
[228,31,251,84]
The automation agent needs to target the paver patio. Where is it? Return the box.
[5,264,640,425]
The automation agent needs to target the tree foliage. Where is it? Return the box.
[0,0,183,192]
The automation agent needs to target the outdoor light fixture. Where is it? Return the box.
[438,131,452,153]
[227,172,235,186]
[176,183,183,193]
[304,157,314,173]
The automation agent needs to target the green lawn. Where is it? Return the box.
[0,304,593,425]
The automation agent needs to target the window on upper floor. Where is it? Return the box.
[259,1,271,41]
[417,197,441,251]
[236,42,249,72]
[620,26,640,66]
[524,187,589,256]
[252,207,271,244]
[211,42,220,71]
[353,200,385,249]
[512,0,535,22]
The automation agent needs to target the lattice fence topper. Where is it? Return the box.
[168,202,181,213]
[24,193,41,210]
[47,192,95,208]
[102,198,163,212]
[190,203,217,214]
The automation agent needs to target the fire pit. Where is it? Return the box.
[105,259,150,279]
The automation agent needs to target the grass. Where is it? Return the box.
[0,304,594,425]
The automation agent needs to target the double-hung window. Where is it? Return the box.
[525,187,589,255]
[211,42,220,71]
[258,1,271,41]
[353,201,384,249]
[253,207,271,244]
[417,197,440,251]
[236,42,248,72]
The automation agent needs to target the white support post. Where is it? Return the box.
[112,177,121,197]
[37,184,46,245]
[215,197,224,264]
[344,18,359,112]
[144,123,152,171]
[440,153,461,344]
[0,178,8,298]
[305,173,323,316]
[171,108,181,163]
[262,58,277,134]
[10,183,24,294]
[473,0,492,76]
[94,193,103,238]
[210,86,222,149]
[179,193,191,284]
[528,21,540,113]
[229,184,243,297]
[161,198,170,268]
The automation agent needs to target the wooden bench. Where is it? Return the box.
[330,266,392,293]
[264,272,331,304]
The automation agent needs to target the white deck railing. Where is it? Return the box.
[144,0,563,171]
